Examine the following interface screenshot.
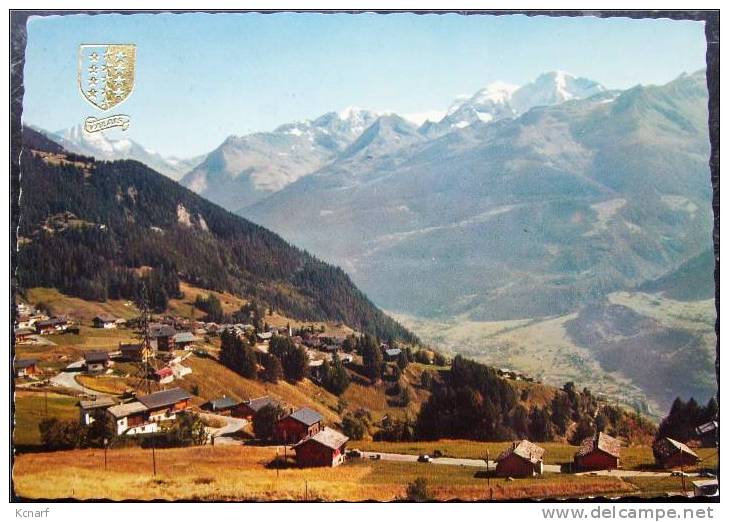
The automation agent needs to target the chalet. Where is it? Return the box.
[496,440,545,477]
[574,432,621,471]
[692,479,719,497]
[119,342,152,362]
[695,420,718,446]
[294,427,349,467]
[14,358,38,378]
[149,324,176,351]
[14,327,35,343]
[35,317,68,335]
[137,387,191,422]
[78,396,116,425]
[107,401,154,435]
[203,396,241,416]
[17,313,47,329]
[234,396,278,420]
[84,351,112,374]
[173,331,198,349]
[384,348,402,361]
[653,437,700,469]
[275,408,323,444]
[92,314,117,329]
[155,366,175,384]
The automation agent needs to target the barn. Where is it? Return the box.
[495,440,545,477]
[294,427,349,467]
[653,437,700,469]
[274,408,323,444]
[574,432,621,471]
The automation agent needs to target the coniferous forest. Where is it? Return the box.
[17,127,418,343]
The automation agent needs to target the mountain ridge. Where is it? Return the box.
[17,126,418,344]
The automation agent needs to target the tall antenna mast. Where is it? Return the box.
[132,280,159,395]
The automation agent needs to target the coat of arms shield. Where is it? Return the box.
[78,44,136,111]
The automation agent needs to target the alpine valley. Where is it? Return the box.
[40,70,717,416]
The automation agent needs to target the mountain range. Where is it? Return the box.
[243,70,713,322]
[28,70,715,412]
[32,124,204,181]
[17,126,417,343]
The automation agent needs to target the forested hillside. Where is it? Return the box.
[17,127,417,343]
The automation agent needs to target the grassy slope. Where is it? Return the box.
[14,445,640,501]
[14,391,79,446]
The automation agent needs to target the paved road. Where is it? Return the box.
[48,359,109,396]
[200,413,248,445]
[359,450,494,468]
[576,469,699,478]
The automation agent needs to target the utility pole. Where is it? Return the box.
[104,438,108,471]
[152,443,157,476]
[486,449,490,487]
[680,447,686,496]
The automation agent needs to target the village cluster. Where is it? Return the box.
[12,301,719,496]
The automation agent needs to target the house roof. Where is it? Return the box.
[295,427,349,450]
[696,421,718,435]
[14,358,37,369]
[84,350,110,363]
[149,324,176,338]
[36,318,66,327]
[243,396,276,413]
[497,439,545,464]
[257,332,273,340]
[137,387,191,409]
[653,437,699,460]
[79,396,116,410]
[15,327,35,335]
[108,401,147,418]
[576,432,621,458]
[173,332,197,343]
[120,343,144,352]
[287,408,323,427]
[385,348,402,357]
[156,367,174,378]
[208,396,240,410]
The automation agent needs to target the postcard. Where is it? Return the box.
[9,9,719,504]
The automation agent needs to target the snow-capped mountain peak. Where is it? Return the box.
[50,124,201,180]
[472,81,520,105]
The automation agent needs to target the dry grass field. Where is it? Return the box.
[354,440,718,472]
[13,445,642,501]
[13,391,79,446]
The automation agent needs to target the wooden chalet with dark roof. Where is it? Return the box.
[574,432,621,471]
[294,427,349,467]
[84,350,111,374]
[137,387,191,422]
[653,437,700,469]
[274,407,323,444]
[234,396,278,420]
[496,440,545,477]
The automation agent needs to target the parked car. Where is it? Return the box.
[369,453,381,460]
[418,454,432,463]
[671,471,688,477]
[347,449,362,458]
[699,471,716,478]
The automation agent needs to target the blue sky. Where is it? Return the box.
[23,12,707,157]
